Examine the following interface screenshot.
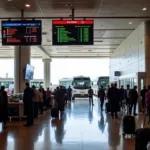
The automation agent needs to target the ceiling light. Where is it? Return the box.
[142,7,147,11]
[129,22,132,25]
[25,4,30,8]
[116,40,118,42]
[66,4,72,7]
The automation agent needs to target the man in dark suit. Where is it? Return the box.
[129,86,138,116]
[67,86,72,102]
[0,86,8,127]
[23,82,34,126]
[108,83,120,118]
[98,86,105,111]
[141,86,148,111]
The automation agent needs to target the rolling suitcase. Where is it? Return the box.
[135,128,150,150]
[51,100,59,118]
[51,107,59,118]
[122,115,135,136]
[105,102,110,113]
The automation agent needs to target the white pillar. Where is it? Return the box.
[14,46,30,93]
[42,58,51,89]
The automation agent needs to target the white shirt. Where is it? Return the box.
[127,89,130,98]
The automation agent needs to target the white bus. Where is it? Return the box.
[59,78,73,89]
[92,76,109,96]
[72,76,92,99]
[0,78,43,94]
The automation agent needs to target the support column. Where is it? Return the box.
[42,59,51,89]
[14,46,30,93]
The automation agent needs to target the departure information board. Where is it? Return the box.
[1,20,42,45]
[52,20,93,45]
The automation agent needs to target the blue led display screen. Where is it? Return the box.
[1,20,42,45]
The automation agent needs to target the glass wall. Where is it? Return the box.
[120,77,137,89]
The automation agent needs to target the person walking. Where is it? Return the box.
[0,86,8,128]
[129,86,138,116]
[108,83,120,118]
[98,86,105,111]
[88,86,94,106]
[141,86,148,113]
[67,86,72,102]
[56,86,65,115]
[145,85,150,124]
[32,85,40,118]
[23,82,34,126]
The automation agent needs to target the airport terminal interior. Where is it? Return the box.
[1,0,150,150]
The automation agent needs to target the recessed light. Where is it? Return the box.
[66,4,72,7]
[25,4,30,8]
[142,7,147,11]
[129,22,132,25]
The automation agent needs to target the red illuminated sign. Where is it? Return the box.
[53,20,93,25]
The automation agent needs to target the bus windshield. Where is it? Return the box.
[98,78,109,89]
[73,78,91,89]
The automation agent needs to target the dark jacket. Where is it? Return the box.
[107,87,120,112]
[0,90,8,122]
[56,89,65,111]
[67,88,72,96]
[88,89,93,97]
[23,87,34,115]
[129,89,138,103]
[98,89,105,99]
[119,88,125,100]
[141,89,148,100]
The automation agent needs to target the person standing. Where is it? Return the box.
[0,86,8,128]
[141,86,148,112]
[106,85,110,98]
[98,86,105,111]
[129,86,138,116]
[88,86,94,106]
[46,88,51,108]
[120,85,125,109]
[67,86,72,102]
[23,82,34,126]
[38,89,43,114]
[63,86,68,104]
[145,85,150,124]
[32,85,40,118]
[108,83,120,118]
[124,85,131,112]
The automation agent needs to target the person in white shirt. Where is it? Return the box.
[125,85,131,113]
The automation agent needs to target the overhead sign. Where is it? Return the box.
[114,71,121,76]
[52,20,94,45]
[1,20,42,45]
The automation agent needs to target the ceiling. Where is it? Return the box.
[0,0,150,58]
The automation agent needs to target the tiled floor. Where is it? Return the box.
[0,97,147,150]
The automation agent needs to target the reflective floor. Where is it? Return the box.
[0,97,146,150]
